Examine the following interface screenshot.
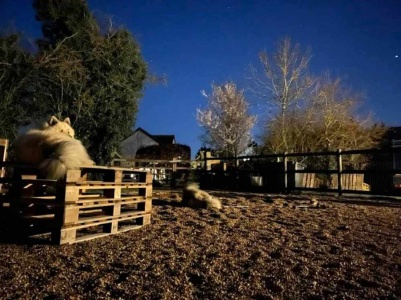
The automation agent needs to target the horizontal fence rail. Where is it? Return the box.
[111,158,192,188]
[199,148,401,196]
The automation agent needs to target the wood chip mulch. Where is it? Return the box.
[0,191,400,299]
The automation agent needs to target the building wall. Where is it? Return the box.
[120,131,159,158]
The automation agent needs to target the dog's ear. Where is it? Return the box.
[49,116,59,126]
[63,117,71,125]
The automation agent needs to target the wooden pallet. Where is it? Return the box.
[55,212,151,244]
[0,164,153,244]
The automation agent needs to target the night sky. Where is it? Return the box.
[1,0,400,157]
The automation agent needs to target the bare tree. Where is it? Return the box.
[253,38,387,168]
[307,75,385,151]
[307,75,386,168]
[249,37,314,151]
[197,82,256,159]
[263,74,386,168]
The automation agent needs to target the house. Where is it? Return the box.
[119,127,176,159]
[119,127,191,161]
[117,128,191,186]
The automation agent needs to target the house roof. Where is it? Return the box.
[133,127,175,145]
[133,127,154,140]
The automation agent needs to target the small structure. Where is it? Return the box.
[388,127,401,169]
[195,150,222,171]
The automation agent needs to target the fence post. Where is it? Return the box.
[283,152,288,194]
[337,149,342,196]
[170,159,177,188]
[203,150,208,171]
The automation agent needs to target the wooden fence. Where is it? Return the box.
[200,148,401,196]
[111,158,193,187]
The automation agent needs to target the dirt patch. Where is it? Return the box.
[0,190,400,299]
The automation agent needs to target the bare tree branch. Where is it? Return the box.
[197,82,257,158]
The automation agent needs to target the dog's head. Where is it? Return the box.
[43,116,75,138]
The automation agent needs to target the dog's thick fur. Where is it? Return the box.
[14,116,94,180]
[182,183,222,210]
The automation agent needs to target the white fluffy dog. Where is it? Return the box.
[14,116,94,180]
[182,183,222,210]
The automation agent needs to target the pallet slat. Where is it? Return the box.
[74,181,148,186]
[76,198,148,208]
[58,214,151,244]
[64,211,149,228]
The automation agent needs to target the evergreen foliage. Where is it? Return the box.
[31,0,147,165]
[0,0,148,165]
[0,34,33,139]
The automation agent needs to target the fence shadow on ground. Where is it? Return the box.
[152,198,184,207]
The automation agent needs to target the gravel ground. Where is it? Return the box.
[0,190,400,299]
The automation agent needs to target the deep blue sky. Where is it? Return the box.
[1,0,400,157]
